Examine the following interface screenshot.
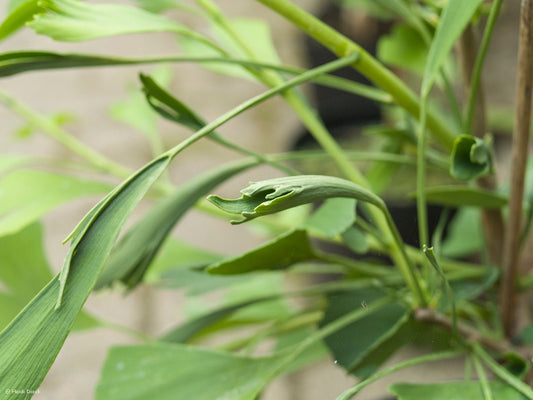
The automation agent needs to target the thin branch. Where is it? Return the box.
[501,0,533,338]
[414,308,513,355]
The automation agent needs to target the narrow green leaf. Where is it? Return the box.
[0,169,112,237]
[0,0,43,42]
[95,158,259,291]
[415,185,507,208]
[207,229,313,275]
[422,0,484,96]
[0,223,98,331]
[304,198,356,237]
[96,343,287,400]
[390,381,527,400]
[0,156,170,395]
[109,66,172,154]
[208,175,383,224]
[160,295,274,343]
[451,135,493,180]
[134,0,183,14]
[28,0,196,41]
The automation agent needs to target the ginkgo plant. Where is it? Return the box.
[1,0,533,399]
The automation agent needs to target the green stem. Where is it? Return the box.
[255,0,456,149]
[417,97,430,248]
[465,0,503,133]
[474,343,533,399]
[473,354,494,400]
[335,350,462,400]
[0,89,132,179]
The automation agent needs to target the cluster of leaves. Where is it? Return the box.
[1,0,533,399]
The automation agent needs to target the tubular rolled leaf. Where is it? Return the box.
[208,175,384,224]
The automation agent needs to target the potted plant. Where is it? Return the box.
[0,0,532,399]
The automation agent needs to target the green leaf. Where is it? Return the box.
[417,186,507,208]
[341,226,369,254]
[134,0,182,14]
[390,381,527,400]
[321,287,412,378]
[207,229,314,275]
[144,239,221,284]
[0,223,98,331]
[95,158,259,291]
[0,155,171,395]
[28,0,193,41]
[378,25,428,75]
[208,175,384,224]
[422,0,484,96]
[0,169,112,237]
[0,154,32,174]
[451,135,493,180]
[139,73,206,131]
[442,207,483,257]
[304,198,356,237]
[179,17,279,80]
[109,66,172,153]
[96,343,287,400]
[0,0,43,42]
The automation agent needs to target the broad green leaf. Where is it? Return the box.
[0,169,112,237]
[422,0,484,96]
[418,186,507,208]
[96,343,287,400]
[208,175,384,224]
[207,229,314,275]
[0,223,97,331]
[442,207,483,257]
[341,226,369,254]
[451,135,493,180]
[0,0,43,42]
[144,239,221,283]
[28,0,195,41]
[390,381,527,400]
[378,25,427,75]
[320,287,412,378]
[96,158,260,291]
[304,198,356,237]
[0,155,171,396]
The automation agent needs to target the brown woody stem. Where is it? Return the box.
[501,0,533,338]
